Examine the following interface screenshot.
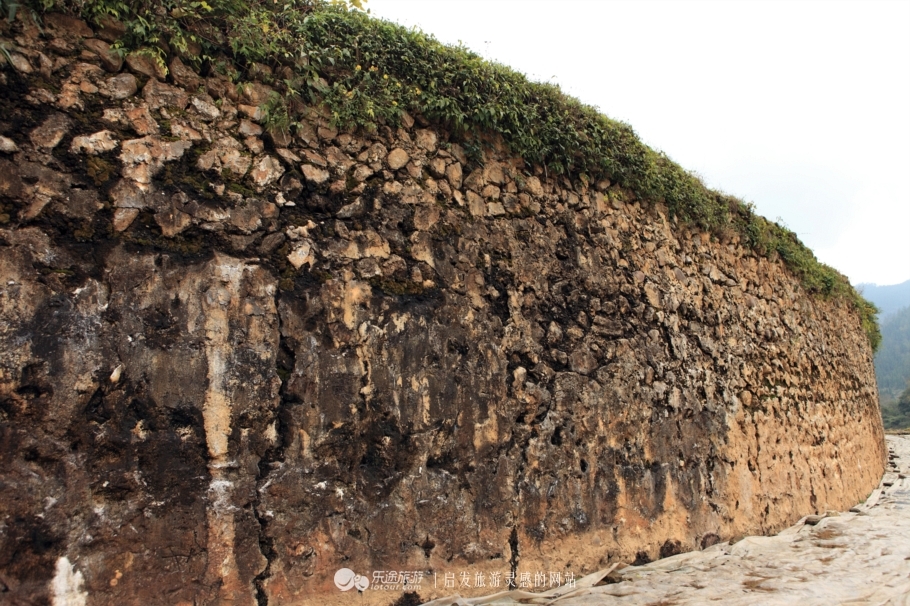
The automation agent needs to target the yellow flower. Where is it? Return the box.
[355,64,361,71]
[383,74,388,79]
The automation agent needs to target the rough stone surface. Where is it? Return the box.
[70,130,119,155]
[143,78,189,110]
[125,51,167,80]
[29,112,71,150]
[169,56,202,91]
[0,135,19,153]
[94,16,126,43]
[83,38,122,72]
[387,147,410,170]
[0,19,887,606]
[120,136,192,184]
[44,13,94,39]
[124,106,159,136]
[465,435,908,606]
[301,163,330,184]
[103,73,138,100]
[250,155,285,189]
[8,52,33,74]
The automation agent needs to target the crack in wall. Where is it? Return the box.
[252,298,297,606]
[508,526,520,584]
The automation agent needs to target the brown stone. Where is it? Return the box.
[169,57,203,91]
[83,38,122,72]
[70,130,119,155]
[303,149,327,167]
[8,52,33,74]
[0,136,19,154]
[352,164,374,182]
[125,106,160,136]
[191,96,221,121]
[239,120,263,137]
[415,128,438,151]
[240,81,274,106]
[267,129,294,149]
[142,78,190,110]
[275,148,301,165]
[446,161,463,189]
[44,13,94,38]
[386,148,409,170]
[171,122,203,141]
[95,15,127,43]
[237,104,263,121]
[120,136,192,184]
[29,113,71,150]
[483,161,505,185]
[317,125,338,141]
[125,51,167,80]
[486,201,506,216]
[155,205,193,237]
[249,155,285,190]
[481,184,501,200]
[520,175,544,197]
[111,206,139,231]
[464,168,486,192]
[109,178,147,209]
[301,164,330,184]
[466,190,485,216]
[325,146,354,172]
[0,159,23,198]
[103,73,138,99]
[244,136,264,155]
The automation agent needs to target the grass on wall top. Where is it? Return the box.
[8,0,881,350]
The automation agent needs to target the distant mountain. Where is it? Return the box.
[876,305,910,398]
[863,280,910,428]
[857,280,910,320]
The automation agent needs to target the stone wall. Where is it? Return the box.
[0,13,886,605]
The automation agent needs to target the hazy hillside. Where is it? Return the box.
[877,305,910,427]
[877,306,910,394]
[858,280,910,320]
[860,280,910,428]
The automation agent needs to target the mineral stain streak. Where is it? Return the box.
[201,255,246,603]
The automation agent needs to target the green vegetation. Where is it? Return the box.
[876,306,910,422]
[858,280,910,320]
[882,382,910,431]
[12,0,879,348]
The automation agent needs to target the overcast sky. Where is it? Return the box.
[367,0,910,287]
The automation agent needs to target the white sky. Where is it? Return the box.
[367,0,910,286]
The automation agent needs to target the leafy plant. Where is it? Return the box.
[261,90,294,135]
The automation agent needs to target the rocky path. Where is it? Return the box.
[427,435,910,605]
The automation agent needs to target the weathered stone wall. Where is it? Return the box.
[0,13,886,605]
